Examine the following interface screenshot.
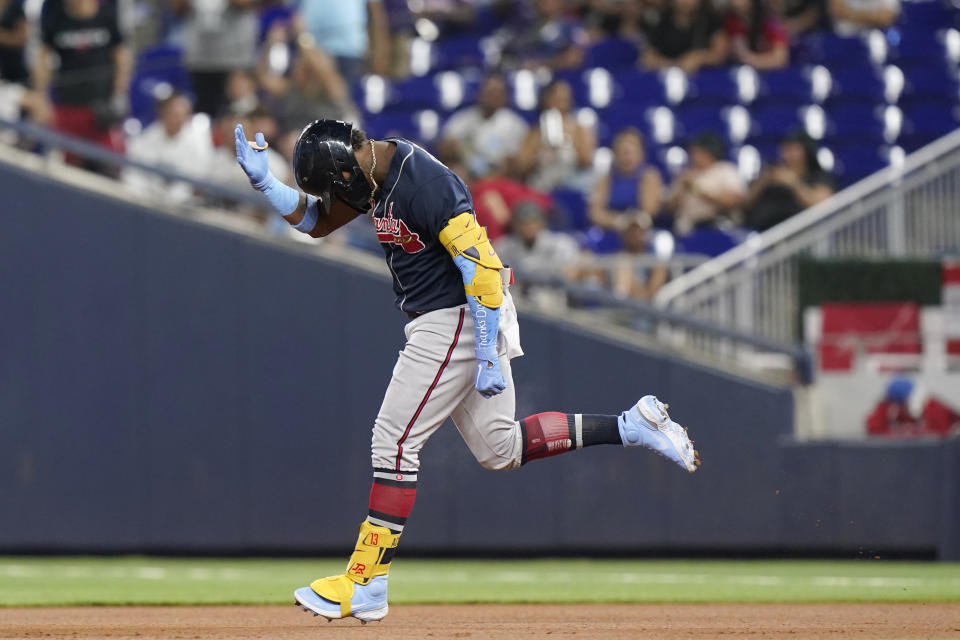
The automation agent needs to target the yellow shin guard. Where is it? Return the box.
[310,519,400,618]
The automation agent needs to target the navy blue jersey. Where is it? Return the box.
[370,139,471,313]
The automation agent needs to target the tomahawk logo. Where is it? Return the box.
[375,203,425,253]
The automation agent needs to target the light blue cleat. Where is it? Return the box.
[618,395,700,473]
[294,576,389,624]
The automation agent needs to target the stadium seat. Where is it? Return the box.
[585,38,639,70]
[130,45,192,126]
[686,68,739,104]
[899,101,960,151]
[579,226,623,253]
[757,68,813,104]
[674,104,727,142]
[826,67,885,105]
[900,0,957,28]
[550,187,590,231]
[830,143,889,184]
[596,104,653,146]
[612,69,667,106]
[750,103,804,141]
[677,227,740,257]
[891,31,949,67]
[798,34,872,69]
[431,34,486,71]
[899,64,960,102]
[826,104,886,140]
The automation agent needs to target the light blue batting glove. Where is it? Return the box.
[475,343,507,399]
[235,124,299,216]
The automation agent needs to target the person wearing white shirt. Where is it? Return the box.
[439,74,529,177]
[123,93,214,205]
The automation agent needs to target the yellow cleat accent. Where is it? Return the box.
[308,519,399,617]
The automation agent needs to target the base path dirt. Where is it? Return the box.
[2,603,959,639]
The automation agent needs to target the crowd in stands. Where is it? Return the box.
[0,0,955,309]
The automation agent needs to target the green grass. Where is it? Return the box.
[0,557,958,606]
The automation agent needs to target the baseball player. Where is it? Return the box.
[235,120,700,624]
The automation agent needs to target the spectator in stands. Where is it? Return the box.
[123,92,213,205]
[724,0,790,70]
[224,69,260,117]
[580,0,643,39]
[589,127,664,232]
[609,219,668,301]
[0,0,27,85]
[743,130,834,231]
[297,0,389,81]
[494,200,582,306]
[33,0,131,160]
[449,155,553,242]
[511,79,597,193]
[829,0,899,35]
[768,0,827,35]
[666,131,745,236]
[504,0,590,70]
[174,0,259,117]
[258,39,355,132]
[439,74,530,179]
[642,0,728,74]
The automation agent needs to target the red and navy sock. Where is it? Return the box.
[368,469,417,563]
[519,413,621,465]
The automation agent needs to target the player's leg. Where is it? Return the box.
[452,356,700,472]
[295,306,474,622]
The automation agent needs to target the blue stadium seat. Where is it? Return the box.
[674,104,727,142]
[826,104,886,141]
[389,76,442,109]
[686,68,738,104]
[362,110,438,144]
[891,32,949,66]
[750,103,804,141]
[899,101,960,150]
[830,143,889,184]
[579,226,624,254]
[130,45,192,126]
[550,187,590,231]
[900,64,960,101]
[826,67,885,105]
[596,104,653,146]
[585,38,639,70]
[798,34,872,69]
[757,67,813,103]
[677,227,740,257]
[613,69,667,106]
[431,34,485,71]
[900,0,957,27]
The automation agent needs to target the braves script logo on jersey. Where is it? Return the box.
[375,203,425,253]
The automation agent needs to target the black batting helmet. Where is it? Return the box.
[292,119,374,212]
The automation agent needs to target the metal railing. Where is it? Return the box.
[654,128,960,348]
[0,117,264,208]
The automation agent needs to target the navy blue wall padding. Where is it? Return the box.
[1,159,958,559]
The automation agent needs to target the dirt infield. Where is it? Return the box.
[2,603,959,639]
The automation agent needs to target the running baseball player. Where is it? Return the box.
[235,120,700,624]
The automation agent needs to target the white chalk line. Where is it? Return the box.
[1,564,958,590]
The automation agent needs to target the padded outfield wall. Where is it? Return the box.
[0,158,957,559]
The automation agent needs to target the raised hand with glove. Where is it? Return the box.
[235,124,301,217]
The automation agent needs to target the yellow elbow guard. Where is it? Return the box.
[439,212,504,308]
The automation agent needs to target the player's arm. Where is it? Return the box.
[234,124,359,237]
[439,212,507,399]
